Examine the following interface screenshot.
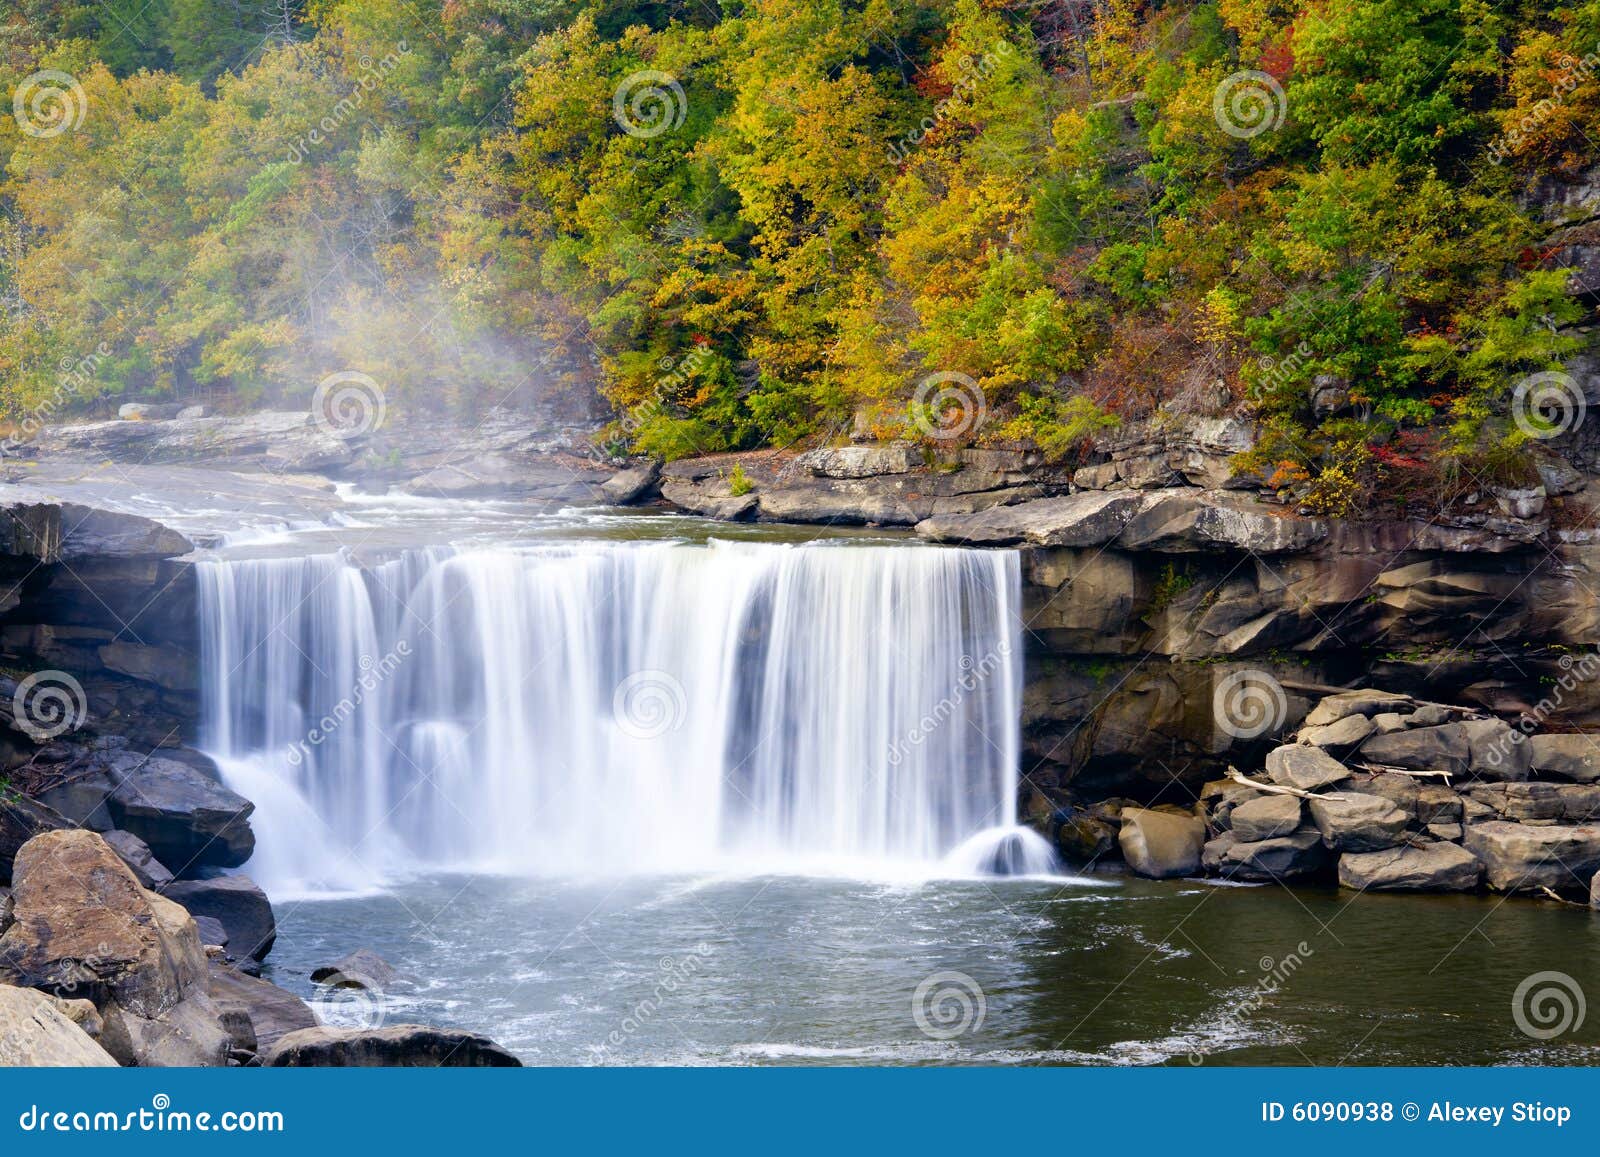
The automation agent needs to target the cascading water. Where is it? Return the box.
[197,538,1056,897]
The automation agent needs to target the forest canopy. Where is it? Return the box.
[1,0,1597,512]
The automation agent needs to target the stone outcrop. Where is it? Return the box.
[262,1024,523,1068]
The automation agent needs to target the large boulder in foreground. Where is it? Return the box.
[1117,808,1204,878]
[0,830,229,1066]
[1463,822,1600,891]
[263,1025,522,1067]
[1337,843,1483,892]
[162,876,275,963]
[0,985,118,1066]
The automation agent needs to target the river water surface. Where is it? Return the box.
[262,871,1600,1066]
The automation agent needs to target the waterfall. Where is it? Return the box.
[196,538,1052,895]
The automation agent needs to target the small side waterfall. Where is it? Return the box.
[196,539,1052,895]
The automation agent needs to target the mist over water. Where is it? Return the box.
[197,538,1051,897]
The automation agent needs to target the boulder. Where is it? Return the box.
[1359,725,1471,776]
[0,984,118,1066]
[1343,772,1421,818]
[1302,690,1414,728]
[1264,745,1351,792]
[1458,718,1530,780]
[1529,734,1600,782]
[0,830,228,1065]
[207,962,317,1052]
[1463,821,1600,892]
[1592,871,1600,910]
[194,916,229,948]
[599,460,661,504]
[311,948,406,991]
[161,876,275,963]
[101,830,173,890]
[1337,843,1483,892]
[1298,713,1373,751]
[1228,796,1303,842]
[1223,830,1331,881]
[105,752,255,872]
[1309,794,1410,852]
[262,1025,522,1067]
[1116,808,1205,878]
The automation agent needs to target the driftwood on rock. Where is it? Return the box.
[1353,762,1454,781]
[1226,767,1351,802]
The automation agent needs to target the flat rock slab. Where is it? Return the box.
[1338,843,1483,891]
[917,489,1325,554]
[1222,830,1330,881]
[1463,821,1600,891]
[1265,745,1351,792]
[1228,796,1303,842]
[1309,794,1410,852]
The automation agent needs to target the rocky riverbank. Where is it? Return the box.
[1059,683,1600,901]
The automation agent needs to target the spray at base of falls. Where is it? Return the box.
[197,538,1056,897]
